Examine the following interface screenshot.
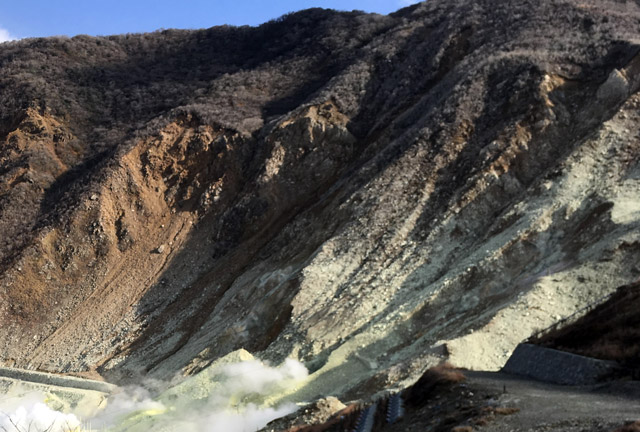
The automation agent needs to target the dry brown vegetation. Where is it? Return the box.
[405,363,466,408]
[451,427,473,432]
[612,421,640,432]
[471,405,521,428]
[0,7,395,274]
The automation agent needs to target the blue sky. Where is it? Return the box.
[0,0,420,41]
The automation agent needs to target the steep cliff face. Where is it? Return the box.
[1,0,639,398]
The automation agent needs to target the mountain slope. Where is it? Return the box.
[1,0,639,399]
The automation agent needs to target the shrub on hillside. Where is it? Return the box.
[612,421,640,432]
[405,363,466,407]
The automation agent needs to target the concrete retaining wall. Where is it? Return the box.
[0,366,116,394]
[502,343,622,385]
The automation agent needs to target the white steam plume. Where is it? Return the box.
[0,28,16,43]
[0,389,81,432]
[0,357,308,432]
[89,384,165,429]
[125,358,309,432]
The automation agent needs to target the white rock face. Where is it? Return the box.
[597,69,629,103]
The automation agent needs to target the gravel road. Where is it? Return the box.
[468,371,640,431]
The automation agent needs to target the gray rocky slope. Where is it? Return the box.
[0,0,639,399]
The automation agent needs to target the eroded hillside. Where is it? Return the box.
[1,0,639,401]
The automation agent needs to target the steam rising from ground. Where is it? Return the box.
[181,358,308,432]
[0,389,81,432]
[89,385,164,430]
[129,358,308,432]
[0,357,308,432]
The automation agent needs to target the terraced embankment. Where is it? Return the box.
[0,366,114,422]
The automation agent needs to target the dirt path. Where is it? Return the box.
[467,371,640,431]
